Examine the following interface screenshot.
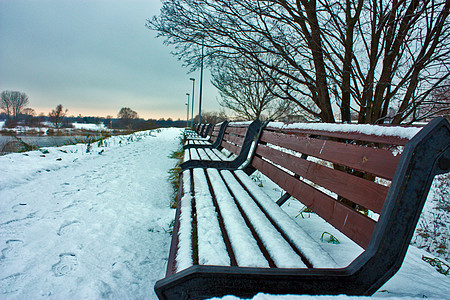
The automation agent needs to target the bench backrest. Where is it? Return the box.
[198,123,206,135]
[220,122,256,156]
[249,121,430,249]
[208,122,227,143]
[193,123,199,132]
[199,123,211,137]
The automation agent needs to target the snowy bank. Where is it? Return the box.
[72,122,107,131]
[0,128,183,299]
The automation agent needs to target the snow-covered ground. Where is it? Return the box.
[0,128,449,299]
[0,128,182,299]
[72,122,107,131]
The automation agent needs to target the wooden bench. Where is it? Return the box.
[156,117,450,300]
[182,120,262,169]
[185,123,206,138]
[201,123,212,138]
[184,122,228,148]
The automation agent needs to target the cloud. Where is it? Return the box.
[0,0,221,119]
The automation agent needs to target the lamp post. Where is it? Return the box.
[186,93,190,128]
[198,42,204,124]
[190,78,195,127]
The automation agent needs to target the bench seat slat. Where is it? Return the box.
[205,148,231,161]
[196,148,214,160]
[183,149,191,161]
[234,170,339,268]
[188,148,200,160]
[260,131,400,180]
[206,169,270,268]
[192,169,231,266]
[252,156,376,249]
[256,144,389,213]
[176,171,194,272]
[194,148,232,161]
[220,170,307,268]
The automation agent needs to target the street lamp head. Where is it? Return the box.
[186,93,190,96]
[190,78,195,81]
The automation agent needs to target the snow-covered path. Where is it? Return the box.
[0,128,182,299]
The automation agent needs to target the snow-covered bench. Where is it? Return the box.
[199,123,212,138]
[184,122,228,148]
[156,117,450,300]
[181,120,262,170]
[184,123,205,139]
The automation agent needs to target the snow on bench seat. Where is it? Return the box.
[175,167,340,272]
[183,147,233,162]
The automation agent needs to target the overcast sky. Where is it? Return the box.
[0,0,221,120]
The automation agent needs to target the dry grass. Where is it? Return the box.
[167,136,185,209]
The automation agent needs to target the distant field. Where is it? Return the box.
[0,122,119,154]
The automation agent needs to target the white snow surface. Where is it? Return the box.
[176,170,193,272]
[1,127,449,299]
[193,169,230,266]
[206,169,269,268]
[0,128,182,299]
[71,122,107,131]
[268,122,422,139]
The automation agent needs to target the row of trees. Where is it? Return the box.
[0,90,231,129]
[0,95,188,130]
[148,0,450,123]
[1,91,30,119]
[0,91,73,129]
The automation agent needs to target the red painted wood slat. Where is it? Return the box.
[265,126,412,145]
[252,156,376,249]
[255,145,389,213]
[225,126,248,136]
[260,131,400,180]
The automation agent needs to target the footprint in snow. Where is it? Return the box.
[0,273,26,294]
[11,203,28,210]
[52,253,78,277]
[97,280,113,298]
[0,239,24,260]
[57,220,81,236]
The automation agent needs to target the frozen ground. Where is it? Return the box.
[0,128,181,299]
[0,128,449,299]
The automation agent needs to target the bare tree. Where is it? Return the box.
[1,90,29,119]
[117,107,139,128]
[211,57,294,121]
[118,107,138,120]
[148,0,450,124]
[193,111,228,124]
[22,108,38,126]
[49,104,68,128]
[416,80,450,121]
[0,91,12,117]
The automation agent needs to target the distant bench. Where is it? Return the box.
[184,122,228,148]
[156,117,450,300]
[182,120,261,169]
[185,123,212,140]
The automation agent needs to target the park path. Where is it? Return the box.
[0,128,182,299]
